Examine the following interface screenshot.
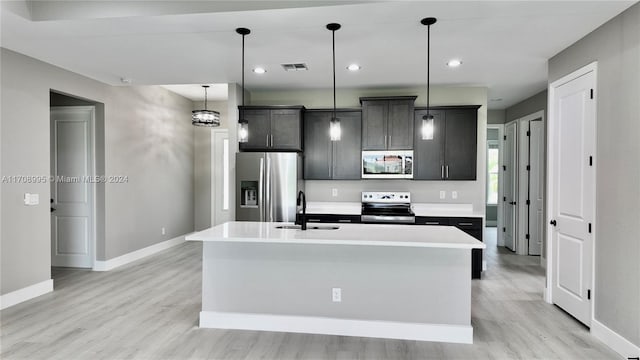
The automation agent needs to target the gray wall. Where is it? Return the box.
[505,90,547,123]
[1,48,195,295]
[487,109,506,124]
[548,2,640,347]
[250,86,488,213]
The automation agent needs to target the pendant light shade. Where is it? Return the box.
[421,17,437,140]
[236,27,251,143]
[192,85,220,127]
[327,23,341,141]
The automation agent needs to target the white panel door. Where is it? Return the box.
[212,130,231,226]
[529,120,544,256]
[51,106,94,268]
[517,120,529,254]
[550,68,595,326]
[503,122,518,252]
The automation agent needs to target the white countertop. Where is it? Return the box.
[186,221,485,249]
[305,201,483,218]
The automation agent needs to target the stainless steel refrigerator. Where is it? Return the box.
[236,152,304,222]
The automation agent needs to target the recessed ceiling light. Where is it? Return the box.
[253,67,266,74]
[347,64,361,71]
[446,59,462,68]
[490,98,503,102]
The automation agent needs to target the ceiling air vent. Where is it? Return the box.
[281,63,308,72]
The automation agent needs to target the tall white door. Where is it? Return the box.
[550,66,595,326]
[212,130,231,226]
[528,120,544,256]
[503,122,518,252]
[50,106,94,268]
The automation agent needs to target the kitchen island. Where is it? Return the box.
[186,221,485,344]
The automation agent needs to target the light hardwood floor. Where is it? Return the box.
[1,228,619,359]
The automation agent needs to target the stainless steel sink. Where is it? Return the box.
[275,225,339,230]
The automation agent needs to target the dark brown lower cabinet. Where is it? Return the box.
[416,216,483,279]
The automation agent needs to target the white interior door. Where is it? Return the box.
[529,120,544,256]
[212,130,231,226]
[549,66,595,326]
[50,106,94,268]
[517,120,529,254]
[503,121,518,252]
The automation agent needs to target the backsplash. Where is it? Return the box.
[305,180,485,213]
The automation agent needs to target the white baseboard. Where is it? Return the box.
[0,279,54,310]
[200,311,473,344]
[93,234,187,271]
[591,318,640,359]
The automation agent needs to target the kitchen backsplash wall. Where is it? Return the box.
[251,86,488,213]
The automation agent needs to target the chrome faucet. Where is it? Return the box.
[296,190,307,230]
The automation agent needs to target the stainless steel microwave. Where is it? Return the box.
[361,151,413,179]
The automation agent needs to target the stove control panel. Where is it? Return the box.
[361,191,411,203]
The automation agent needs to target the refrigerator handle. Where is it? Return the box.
[259,158,264,222]
[266,156,272,222]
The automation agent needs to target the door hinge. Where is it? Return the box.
[587,289,591,300]
[588,223,592,233]
[503,135,507,140]
[590,89,594,99]
[526,130,530,136]
[589,156,593,166]
[526,165,530,171]
[503,196,507,202]
[502,227,506,233]
[526,199,530,205]
[525,234,530,240]
[503,165,507,171]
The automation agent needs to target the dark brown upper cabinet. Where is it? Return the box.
[238,106,304,152]
[360,96,416,150]
[413,105,480,180]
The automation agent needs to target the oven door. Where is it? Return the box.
[361,151,413,179]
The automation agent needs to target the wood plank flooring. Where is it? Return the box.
[1,228,619,359]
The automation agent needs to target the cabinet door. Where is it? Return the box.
[271,109,302,151]
[413,109,445,180]
[387,100,414,149]
[239,109,270,151]
[361,101,387,150]
[303,112,332,179]
[444,109,477,180]
[333,111,362,180]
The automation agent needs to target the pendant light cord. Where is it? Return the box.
[426,23,430,116]
[242,33,245,108]
[332,28,336,120]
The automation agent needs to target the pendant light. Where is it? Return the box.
[236,27,251,143]
[192,85,220,127]
[421,17,437,140]
[327,23,341,141]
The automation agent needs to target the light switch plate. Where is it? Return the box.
[24,193,39,205]
[332,188,338,197]
[452,191,458,199]
[439,191,446,199]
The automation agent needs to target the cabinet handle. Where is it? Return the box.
[308,219,321,222]
[424,221,440,225]
[446,165,449,179]
[266,134,270,147]
[441,165,444,179]
[270,134,274,147]
[338,219,352,223]
[457,222,473,226]
[388,135,392,146]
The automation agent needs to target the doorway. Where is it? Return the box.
[211,129,231,226]
[547,62,596,326]
[486,125,503,239]
[50,106,96,268]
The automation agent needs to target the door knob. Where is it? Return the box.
[550,219,557,226]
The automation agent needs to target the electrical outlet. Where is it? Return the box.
[332,188,338,197]
[439,191,446,199]
[332,288,342,302]
[161,227,166,235]
[452,191,458,199]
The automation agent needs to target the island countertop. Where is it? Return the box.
[186,221,485,249]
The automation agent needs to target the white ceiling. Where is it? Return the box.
[1,1,636,108]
